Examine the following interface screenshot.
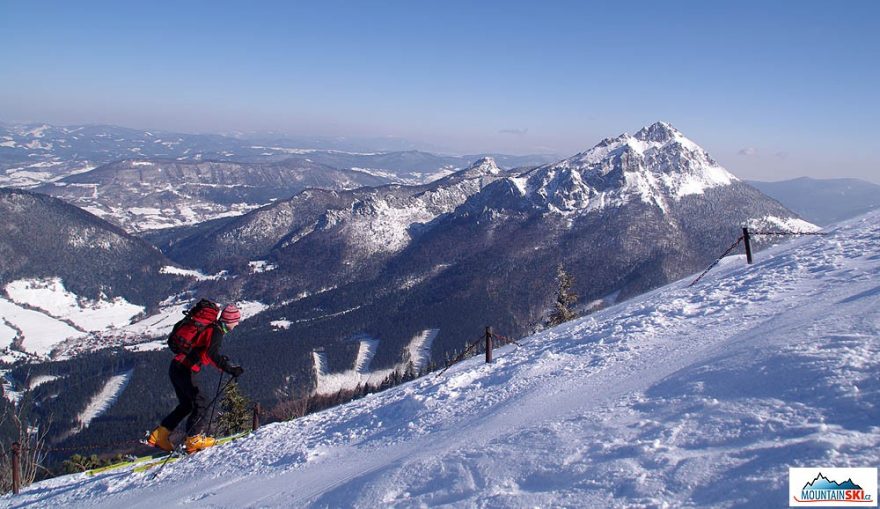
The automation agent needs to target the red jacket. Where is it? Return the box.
[174,323,232,372]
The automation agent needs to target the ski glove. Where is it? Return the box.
[227,365,244,378]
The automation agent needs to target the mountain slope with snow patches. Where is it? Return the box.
[37,158,390,232]
[0,187,186,309]
[161,157,504,278]
[9,209,877,508]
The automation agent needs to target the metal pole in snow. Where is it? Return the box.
[11,441,21,495]
[485,326,493,364]
[252,403,261,431]
[742,227,753,264]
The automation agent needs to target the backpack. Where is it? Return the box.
[167,299,221,355]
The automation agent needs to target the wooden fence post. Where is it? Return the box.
[252,403,261,431]
[742,227,753,264]
[11,441,21,495]
[485,326,493,364]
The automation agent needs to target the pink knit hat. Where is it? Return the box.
[220,304,241,324]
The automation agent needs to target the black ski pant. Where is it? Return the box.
[160,360,208,435]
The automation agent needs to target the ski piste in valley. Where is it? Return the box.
[4,210,879,508]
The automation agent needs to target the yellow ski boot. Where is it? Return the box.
[146,426,174,452]
[185,434,217,454]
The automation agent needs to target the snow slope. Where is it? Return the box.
[5,278,144,331]
[76,370,134,430]
[0,296,85,358]
[406,328,439,370]
[5,211,879,508]
[313,330,438,396]
[353,337,379,373]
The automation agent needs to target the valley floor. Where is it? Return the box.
[4,212,879,508]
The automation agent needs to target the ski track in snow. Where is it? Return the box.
[313,330,439,396]
[407,329,439,371]
[354,339,379,374]
[76,370,134,430]
[5,212,880,508]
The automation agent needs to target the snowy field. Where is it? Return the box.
[5,278,144,331]
[4,211,879,508]
[0,296,85,358]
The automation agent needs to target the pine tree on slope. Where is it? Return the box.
[217,381,252,436]
[547,264,578,327]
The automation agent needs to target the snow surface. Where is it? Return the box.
[353,338,379,374]
[5,278,144,331]
[159,266,228,281]
[28,374,60,390]
[0,296,85,356]
[350,166,460,185]
[7,210,880,508]
[123,340,166,353]
[270,319,292,330]
[406,328,439,370]
[248,260,278,274]
[294,306,362,325]
[312,347,392,396]
[0,320,17,350]
[120,298,266,341]
[349,167,410,183]
[76,370,133,430]
[0,370,22,404]
[751,215,821,233]
[83,202,264,233]
[123,299,190,338]
[237,300,269,321]
[24,125,50,138]
[0,282,177,359]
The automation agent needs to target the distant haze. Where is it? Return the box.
[748,177,880,225]
[2,1,877,183]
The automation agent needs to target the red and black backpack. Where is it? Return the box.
[167,299,221,354]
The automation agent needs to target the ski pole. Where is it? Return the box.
[185,375,235,437]
[205,372,225,435]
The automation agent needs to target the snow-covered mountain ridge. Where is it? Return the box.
[34,158,390,232]
[506,121,737,214]
[13,208,878,508]
[0,121,554,191]
[161,157,505,275]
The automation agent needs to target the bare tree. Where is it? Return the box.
[0,398,50,494]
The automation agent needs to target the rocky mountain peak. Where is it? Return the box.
[633,121,681,143]
[464,157,502,176]
[498,122,741,214]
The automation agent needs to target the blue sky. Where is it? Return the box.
[2,1,878,181]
